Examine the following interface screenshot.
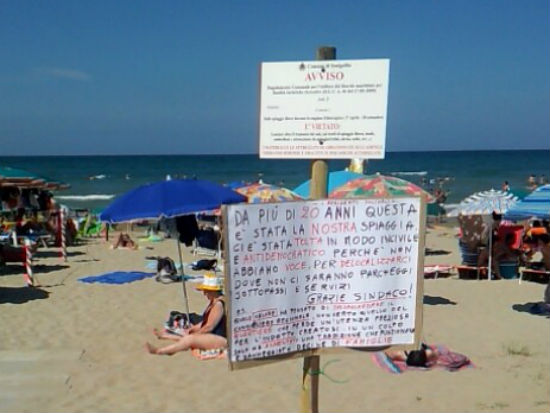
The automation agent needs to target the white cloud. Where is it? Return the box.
[37,67,92,81]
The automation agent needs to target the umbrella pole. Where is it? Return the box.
[487,218,493,281]
[176,239,191,323]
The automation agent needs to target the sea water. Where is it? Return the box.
[1,150,548,212]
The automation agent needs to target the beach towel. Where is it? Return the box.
[78,271,155,284]
[138,234,164,242]
[371,344,473,374]
[191,348,227,361]
[458,215,487,251]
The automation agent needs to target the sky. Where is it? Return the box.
[0,0,548,155]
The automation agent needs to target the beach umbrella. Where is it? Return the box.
[504,185,550,221]
[328,173,435,203]
[447,189,518,217]
[235,182,304,203]
[99,179,246,319]
[99,179,246,223]
[0,166,70,190]
[293,170,364,198]
[0,166,43,182]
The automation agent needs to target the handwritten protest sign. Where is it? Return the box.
[223,197,424,368]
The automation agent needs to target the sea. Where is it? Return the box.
[2,150,548,213]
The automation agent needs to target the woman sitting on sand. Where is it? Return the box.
[146,274,227,356]
[111,232,137,250]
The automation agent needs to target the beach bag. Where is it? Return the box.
[192,259,217,271]
[165,311,202,332]
[157,257,177,275]
[147,256,181,283]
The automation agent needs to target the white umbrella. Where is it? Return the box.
[448,189,518,217]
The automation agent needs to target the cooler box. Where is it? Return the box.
[499,261,519,279]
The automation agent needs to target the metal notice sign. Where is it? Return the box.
[259,59,390,159]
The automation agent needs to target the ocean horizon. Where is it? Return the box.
[2,149,548,212]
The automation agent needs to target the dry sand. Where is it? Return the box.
[0,224,548,413]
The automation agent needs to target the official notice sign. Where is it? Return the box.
[259,59,390,159]
[223,197,424,367]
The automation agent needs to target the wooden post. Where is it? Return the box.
[301,45,336,413]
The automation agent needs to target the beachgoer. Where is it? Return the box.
[432,188,447,223]
[535,233,550,271]
[385,343,438,367]
[491,233,522,279]
[146,274,227,355]
[526,220,547,238]
[502,181,510,192]
[112,232,137,249]
[527,174,537,190]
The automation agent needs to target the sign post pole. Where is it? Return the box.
[300,45,336,413]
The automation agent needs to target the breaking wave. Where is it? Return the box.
[56,194,115,201]
[390,171,428,176]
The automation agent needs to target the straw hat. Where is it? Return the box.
[195,273,223,292]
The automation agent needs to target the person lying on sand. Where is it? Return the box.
[111,232,137,250]
[146,274,227,356]
[385,343,439,368]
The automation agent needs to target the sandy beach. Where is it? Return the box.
[0,223,548,413]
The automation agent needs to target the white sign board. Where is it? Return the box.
[223,197,424,367]
[259,59,390,159]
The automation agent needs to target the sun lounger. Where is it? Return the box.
[424,265,453,279]
[520,268,550,284]
[456,265,488,280]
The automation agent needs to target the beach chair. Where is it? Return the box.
[192,227,221,258]
[76,214,103,240]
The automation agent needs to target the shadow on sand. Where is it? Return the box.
[424,295,457,305]
[425,248,451,256]
[0,286,50,304]
[512,302,550,318]
[34,250,85,259]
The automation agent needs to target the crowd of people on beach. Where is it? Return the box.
[0,187,80,265]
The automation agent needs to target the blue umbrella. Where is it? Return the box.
[99,179,246,320]
[99,179,246,223]
[293,170,364,198]
[504,185,550,221]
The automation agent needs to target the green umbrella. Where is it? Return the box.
[0,166,69,190]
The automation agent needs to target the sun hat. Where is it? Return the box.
[196,273,223,292]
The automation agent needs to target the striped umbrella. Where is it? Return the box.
[235,183,304,203]
[329,174,435,202]
[448,189,518,217]
[504,185,550,221]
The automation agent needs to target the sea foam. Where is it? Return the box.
[56,194,115,201]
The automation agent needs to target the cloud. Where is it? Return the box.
[36,67,92,81]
